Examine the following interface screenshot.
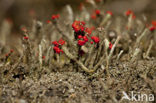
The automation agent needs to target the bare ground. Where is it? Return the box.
[0,59,155,103]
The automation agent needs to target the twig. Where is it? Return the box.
[88,52,97,69]
[144,40,153,58]
[39,45,42,69]
[62,46,93,73]
[105,36,120,77]
[131,48,141,62]
[116,50,124,61]
[84,45,94,66]
[108,36,121,61]
[95,40,104,64]
[136,28,149,45]
[22,32,33,64]
[127,14,133,30]
[45,46,52,65]
[100,14,112,26]
[89,39,109,75]
[92,53,105,72]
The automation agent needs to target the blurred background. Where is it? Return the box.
[0,0,156,33]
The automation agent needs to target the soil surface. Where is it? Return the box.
[1,59,156,103]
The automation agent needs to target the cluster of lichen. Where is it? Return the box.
[0,1,155,83]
